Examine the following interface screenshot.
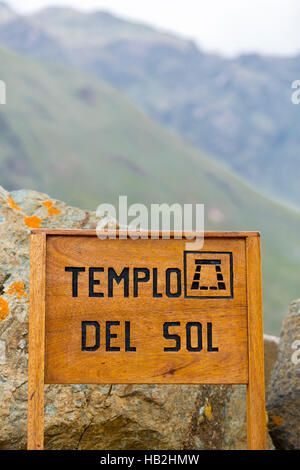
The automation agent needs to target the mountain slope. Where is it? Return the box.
[0,45,300,333]
[11,5,297,209]
[0,2,66,61]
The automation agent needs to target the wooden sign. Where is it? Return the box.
[28,230,265,450]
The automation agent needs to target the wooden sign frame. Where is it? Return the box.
[28,230,265,450]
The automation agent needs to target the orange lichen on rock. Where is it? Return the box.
[204,404,214,421]
[42,200,61,216]
[0,297,9,322]
[42,200,52,208]
[271,415,283,427]
[24,216,42,228]
[7,281,27,299]
[7,196,21,211]
[48,206,60,216]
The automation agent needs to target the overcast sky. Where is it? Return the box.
[9,0,300,57]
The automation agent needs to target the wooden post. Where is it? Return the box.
[246,234,266,449]
[27,231,46,450]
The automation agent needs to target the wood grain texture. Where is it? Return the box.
[31,229,260,238]
[246,234,266,450]
[44,235,248,384]
[27,232,46,450]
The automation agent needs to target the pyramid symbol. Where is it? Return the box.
[191,259,226,291]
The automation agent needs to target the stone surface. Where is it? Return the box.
[267,299,300,449]
[0,186,272,449]
[263,334,279,388]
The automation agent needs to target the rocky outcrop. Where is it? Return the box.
[263,334,279,388]
[0,186,272,449]
[267,299,300,449]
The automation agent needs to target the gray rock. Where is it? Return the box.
[267,299,300,449]
[264,334,279,388]
[0,186,272,449]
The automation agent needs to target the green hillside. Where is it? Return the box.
[0,45,299,334]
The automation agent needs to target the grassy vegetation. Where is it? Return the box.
[0,45,299,334]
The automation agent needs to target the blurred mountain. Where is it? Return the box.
[0,3,66,61]
[0,44,300,333]
[0,5,299,208]
[0,1,15,24]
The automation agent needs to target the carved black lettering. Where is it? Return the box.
[163,322,181,351]
[125,321,136,351]
[207,322,219,351]
[106,321,120,351]
[89,267,104,297]
[186,322,202,352]
[108,267,129,297]
[166,268,181,298]
[81,321,100,351]
[65,267,85,297]
[133,268,150,297]
[153,268,163,298]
